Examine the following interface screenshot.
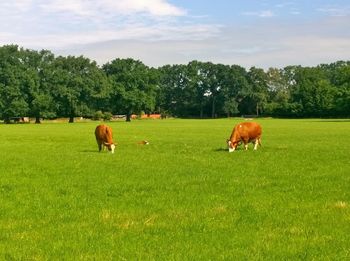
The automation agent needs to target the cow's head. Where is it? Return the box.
[104,142,116,153]
[227,139,238,152]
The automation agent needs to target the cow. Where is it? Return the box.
[95,124,116,153]
[227,122,262,152]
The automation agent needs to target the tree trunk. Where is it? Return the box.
[211,96,216,118]
[69,116,74,123]
[126,113,131,122]
[35,116,41,124]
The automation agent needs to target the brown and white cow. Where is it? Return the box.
[95,124,116,153]
[227,122,262,152]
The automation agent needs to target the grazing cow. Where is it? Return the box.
[95,124,116,153]
[227,122,262,152]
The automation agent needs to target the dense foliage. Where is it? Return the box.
[0,45,349,122]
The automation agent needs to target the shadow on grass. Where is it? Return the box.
[80,149,100,153]
[214,146,287,152]
[214,148,229,152]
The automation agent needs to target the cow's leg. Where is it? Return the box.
[241,138,249,150]
[97,141,102,152]
[254,139,259,150]
[244,142,248,150]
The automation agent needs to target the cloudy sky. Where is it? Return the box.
[1,0,349,68]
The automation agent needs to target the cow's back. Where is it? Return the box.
[236,122,262,139]
[95,124,113,143]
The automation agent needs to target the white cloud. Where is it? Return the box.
[318,6,350,17]
[99,0,187,16]
[0,0,201,49]
[39,0,186,17]
[68,15,349,69]
[7,22,221,50]
[13,0,33,11]
[242,10,275,18]
[275,2,295,8]
[40,0,92,16]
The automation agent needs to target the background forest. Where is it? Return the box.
[1,45,349,123]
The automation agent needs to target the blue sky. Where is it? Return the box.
[1,0,349,68]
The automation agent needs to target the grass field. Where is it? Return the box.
[0,118,349,260]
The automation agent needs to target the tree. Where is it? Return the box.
[19,49,56,123]
[0,45,29,123]
[186,61,231,118]
[214,64,238,118]
[326,61,350,117]
[292,67,336,117]
[186,61,207,118]
[243,67,269,116]
[202,62,225,118]
[103,58,158,121]
[51,55,110,123]
[159,64,195,118]
[265,67,291,116]
[221,65,248,117]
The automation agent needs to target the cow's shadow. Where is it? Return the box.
[214,148,228,152]
[80,149,100,153]
[214,147,257,152]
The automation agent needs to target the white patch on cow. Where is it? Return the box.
[227,140,234,152]
[244,144,248,150]
[110,144,115,153]
[239,125,242,128]
[229,147,235,153]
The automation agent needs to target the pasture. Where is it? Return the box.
[0,118,349,260]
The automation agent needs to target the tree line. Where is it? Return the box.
[0,45,349,123]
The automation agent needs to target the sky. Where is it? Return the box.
[1,0,350,69]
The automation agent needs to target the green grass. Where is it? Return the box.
[0,118,349,260]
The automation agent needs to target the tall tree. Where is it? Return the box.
[186,61,207,118]
[186,61,228,118]
[20,49,56,123]
[326,61,350,117]
[103,58,157,121]
[203,62,224,118]
[243,67,269,116]
[221,65,248,117]
[51,55,110,123]
[158,64,194,117]
[0,45,29,123]
[265,67,290,116]
[292,67,336,117]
